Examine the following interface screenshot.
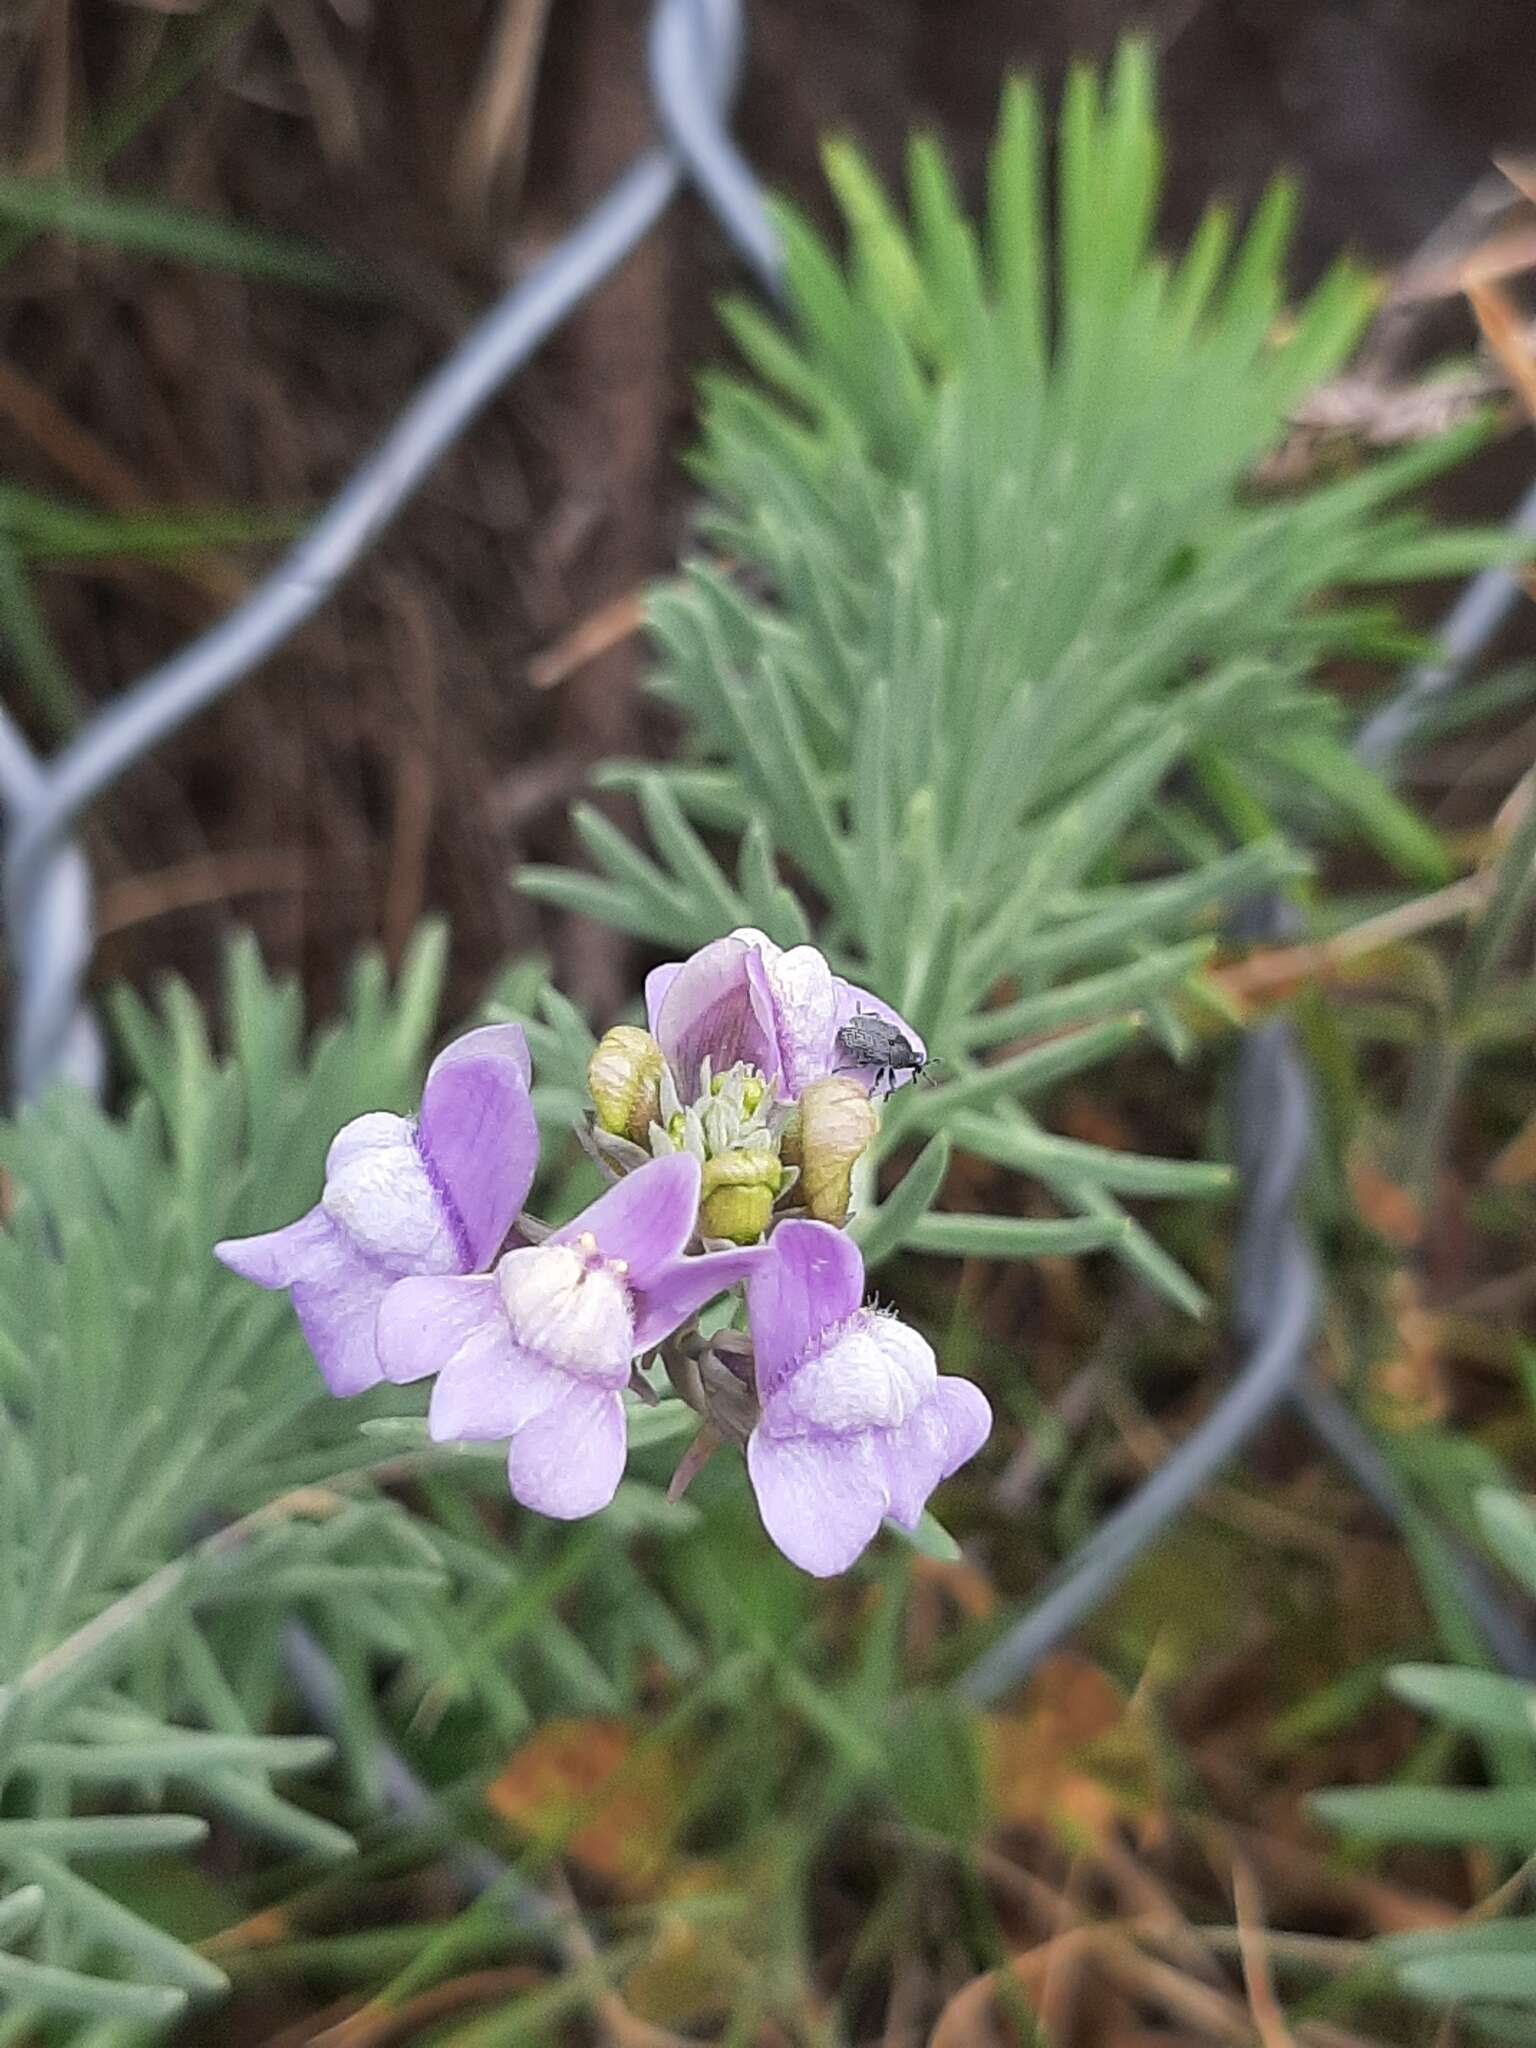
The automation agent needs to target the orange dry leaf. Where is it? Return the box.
[1495,158,1536,209]
[621,1863,750,2029]
[1367,1271,1449,1435]
[930,1929,1244,2048]
[527,587,647,689]
[1467,278,1536,421]
[983,1654,1162,1852]
[915,1553,997,1620]
[1346,1148,1423,1250]
[486,1718,683,1895]
[1494,1115,1536,1186]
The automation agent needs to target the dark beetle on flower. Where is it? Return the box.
[834,1010,930,1097]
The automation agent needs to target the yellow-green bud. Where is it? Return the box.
[587,1026,666,1146]
[698,1147,781,1245]
[781,1076,879,1225]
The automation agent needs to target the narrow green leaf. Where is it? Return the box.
[570,803,698,934]
[960,940,1214,1050]
[905,1017,1142,1131]
[0,1816,209,1855]
[0,1886,44,1946]
[1398,1951,1536,2003]
[200,1771,355,1861]
[903,1212,1125,1260]
[852,1130,951,1269]
[1387,1664,1536,1742]
[0,486,302,563]
[1268,728,1451,883]
[0,532,80,737]
[0,177,359,291]
[0,1951,185,2024]
[1476,1489,1536,1602]
[10,1855,227,1998]
[16,1729,332,1780]
[518,865,691,946]
[1313,1784,1536,1849]
[948,1110,1231,1198]
[885,1509,964,1564]
[637,776,746,931]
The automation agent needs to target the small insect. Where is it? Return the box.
[834,1010,932,1098]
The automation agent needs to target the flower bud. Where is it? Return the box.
[699,1147,781,1245]
[780,1076,879,1225]
[588,1027,666,1145]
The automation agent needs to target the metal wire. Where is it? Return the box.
[962,1021,1320,1703]
[962,550,1536,1701]
[0,0,1527,1722]
[0,0,747,1104]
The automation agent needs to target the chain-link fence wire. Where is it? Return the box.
[0,0,1530,1789]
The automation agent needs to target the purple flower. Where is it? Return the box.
[215,1025,537,1397]
[744,1220,990,1577]
[645,927,923,1102]
[374,1152,762,1520]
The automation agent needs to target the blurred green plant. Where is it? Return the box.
[522,43,1523,1297]
[0,919,1007,2036]
[0,1,357,746]
[1301,774,1536,2034]
[1316,1479,1536,2034]
[0,178,359,292]
[0,932,674,2033]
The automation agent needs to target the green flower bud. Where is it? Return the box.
[781,1076,879,1225]
[699,1147,782,1245]
[587,1026,666,1146]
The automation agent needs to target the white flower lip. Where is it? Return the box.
[496,1242,635,1382]
[321,1115,460,1271]
[777,1310,938,1434]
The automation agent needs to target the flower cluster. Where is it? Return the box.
[217,928,989,1575]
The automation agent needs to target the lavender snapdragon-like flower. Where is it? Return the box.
[374,1152,762,1519]
[743,1219,991,1576]
[216,931,989,1576]
[645,927,924,1103]
[215,1025,536,1396]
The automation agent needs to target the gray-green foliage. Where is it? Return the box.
[522,44,1516,1295]
[0,931,483,2031]
[1317,1485,1536,2028]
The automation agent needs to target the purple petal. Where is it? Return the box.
[418,1024,539,1270]
[549,1152,701,1282]
[218,1209,397,1396]
[755,944,841,1097]
[215,1206,334,1289]
[631,1244,765,1352]
[430,1334,569,1443]
[745,1218,864,1397]
[879,1376,992,1529]
[653,932,776,1097]
[742,946,788,1094]
[745,1428,889,1576]
[643,962,683,1036]
[505,1382,628,1519]
[375,1273,501,1387]
[290,1272,395,1396]
[931,1374,993,1474]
